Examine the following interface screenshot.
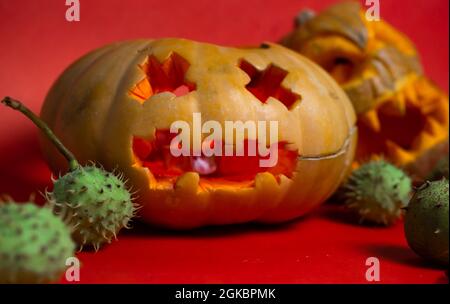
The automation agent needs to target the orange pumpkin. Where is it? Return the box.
[281,2,449,179]
[40,38,356,229]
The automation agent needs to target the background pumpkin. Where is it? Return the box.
[40,38,356,229]
[281,2,449,180]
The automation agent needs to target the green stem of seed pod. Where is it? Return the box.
[1,96,79,171]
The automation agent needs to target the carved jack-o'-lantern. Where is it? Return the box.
[281,2,449,179]
[40,38,356,228]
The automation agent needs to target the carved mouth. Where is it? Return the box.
[132,130,298,186]
[356,77,448,164]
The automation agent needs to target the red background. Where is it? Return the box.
[0,0,448,283]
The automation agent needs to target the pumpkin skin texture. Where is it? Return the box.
[40,38,356,229]
[281,2,449,180]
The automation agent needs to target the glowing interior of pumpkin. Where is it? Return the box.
[239,60,301,108]
[356,78,449,164]
[129,53,300,183]
[129,52,196,102]
[132,131,298,182]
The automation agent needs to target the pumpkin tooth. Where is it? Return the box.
[385,140,415,164]
[424,118,445,136]
[411,132,435,151]
[255,171,279,188]
[420,101,439,115]
[403,84,418,106]
[175,172,200,193]
[360,110,381,132]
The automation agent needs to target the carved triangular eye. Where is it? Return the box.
[129,52,196,102]
[239,60,301,109]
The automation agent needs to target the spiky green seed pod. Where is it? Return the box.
[0,202,75,283]
[404,179,449,266]
[342,160,412,225]
[2,97,138,251]
[49,165,137,251]
[427,156,449,181]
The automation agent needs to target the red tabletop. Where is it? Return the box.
[0,0,448,284]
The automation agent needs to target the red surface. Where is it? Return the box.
[0,0,448,284]
[67,205,447,284]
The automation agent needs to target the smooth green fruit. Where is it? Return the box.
[49,165,138,251]
[0,202,75,283]
[342,160,412,225]
[404,179,449,266]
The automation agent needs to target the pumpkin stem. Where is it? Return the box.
[1,96,79,171]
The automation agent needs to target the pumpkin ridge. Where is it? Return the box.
[299,125,357,160]
[53,42,130,135]
[41,43,127,171]
[64,41,152,163]
[41,42,121,133]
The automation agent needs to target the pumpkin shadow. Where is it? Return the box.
[0,131,52,203]
[320,204,390,228]
[124,215,304,238]
[360,243,445,271]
